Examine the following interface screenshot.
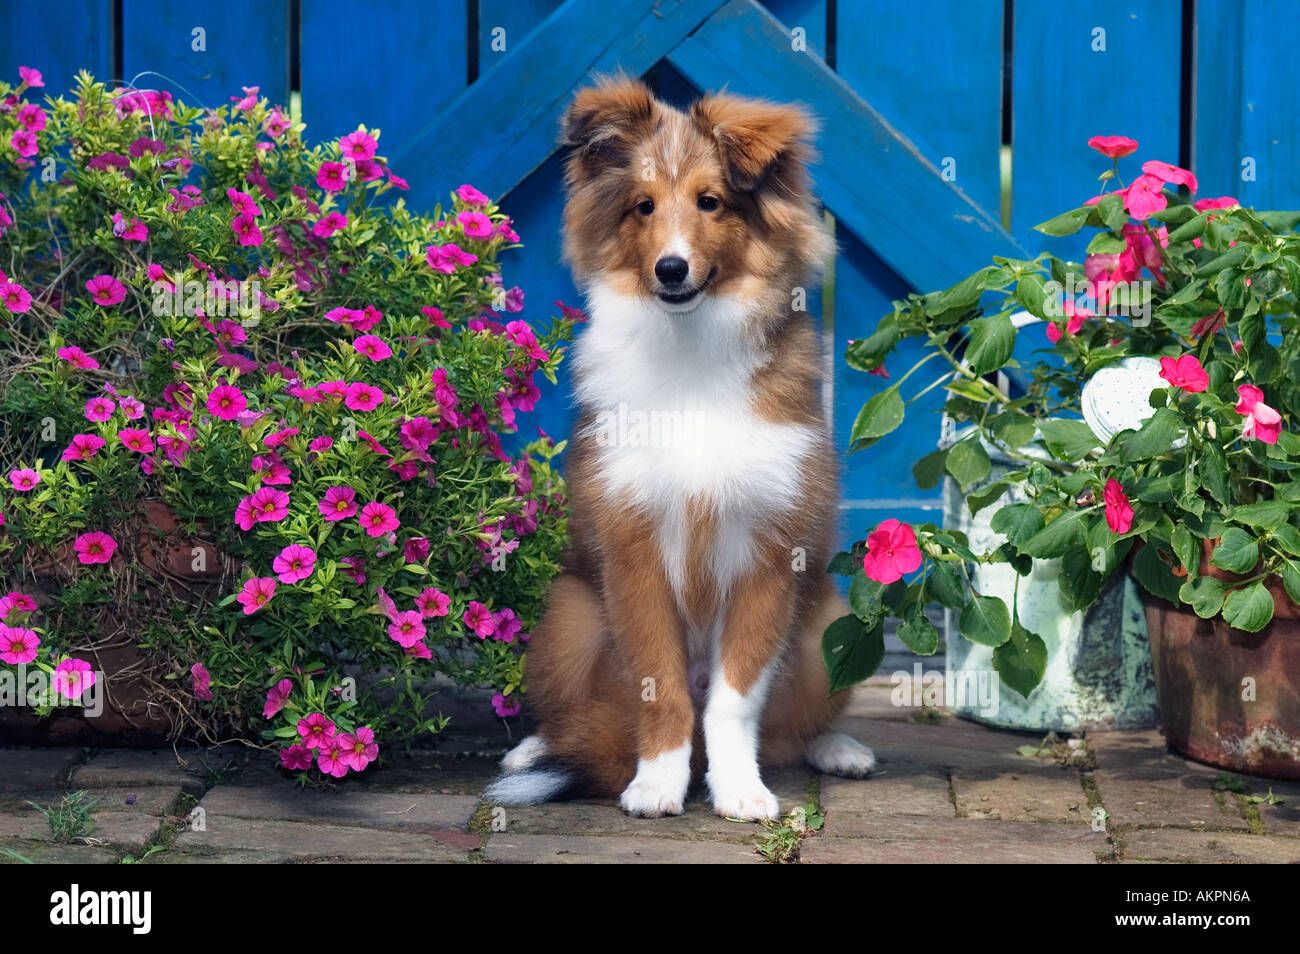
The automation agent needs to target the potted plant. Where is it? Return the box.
[0,69,577,774]
[824,133,1300,778]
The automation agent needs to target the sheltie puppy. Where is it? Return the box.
[486,76,874,821]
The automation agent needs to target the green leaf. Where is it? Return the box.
[1211,528,1259,574]
[1222,582,1275,633]
[1200,442,1230,506]
[1019,509,1088,559]
[989,503,1046,546]
[912,447,950,491]
[821,615,885,693]
[848,572,886,623]
[1033,206,1092,237]
[1162,278,1207,306]
[1179,575,1227,619]
[934,266,996,313]
[967,480,1011,516]
[1230,500,1291,530]
[965,312,1017,374]
[826,551,859,578]
[1098,192,1129,234]
[924,562,966,609]
[1270,524,1300,555]
[1060,546,1104,612]
[990,411,1036,449]
[850,385,904,445]
[1119,408,1182,462]
[945,438,992,488]
[846,320,900,371]
[1086,232,1126,254]
[1132,544,1185,603]
[1014,275,1051,320]
[992,621,1048,698]
[959,595,1012,647]
[1171,524,1198,576]
[1167,215,1208,244]
[1037,419,1102,462]
[897,612,940,656]
[1282,564,1300,605]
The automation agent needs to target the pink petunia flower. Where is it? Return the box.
[297,712,336,750]
[415,587,451,618]
[17,103,46,131]
[10,127,37,158]
[353,335,392,361]
[309,435,334,454]
[231,213,263,246]
[1104,479,1134,533]
[339,129,378,160]
[280,744,313,771]
[862,519,922,584]
[317,742,350,778]
[248,487,289,523]
[493,608,523,643]
[52,659,96,700]
[1194,196,1239,211]
[0,282,32,312]
[85,274,126,306]
[312,211,347,237]
[463,600,496,639]
[8,467,39,491]
[85,397,116,422]
[272,544,316,584]
[74,531,117,565]
[319,485,358,521]
[206,384,248,420]
[119,395,145,419]
[191,663,213,701]
[404,537,430,563]
[0,626,40,664]
[456,210,494,239]
[492,693,521,718]
[1158,354,1209,393]
[111,212,148,241]
[18,66,44,88]
[237,576,277,614]
[227,187,262,216]
[118,427,154,452]
[344,382,385,411]
[387,611,427,647]
[57,346,99,370]
[1236,384,1282,444]
[337,725,379,771]
[425,243,478,273]
[62,433,106,461]
[358,501,399,537]
[456,183,490,205]
[316,161,348,191]
[263,678,294,718]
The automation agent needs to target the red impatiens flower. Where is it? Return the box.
[862,519,923,584]
[1141,159,1199,194]
[1158,354,1209,393]
[1236,384,1282,444]
[1087,135,1139,159]
[1121,174,1168,220]
[1104,479,1134,534]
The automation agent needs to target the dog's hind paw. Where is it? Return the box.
[804,731,876,778]
[501,735,547,773]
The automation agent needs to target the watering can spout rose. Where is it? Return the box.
[826,126,1300,766]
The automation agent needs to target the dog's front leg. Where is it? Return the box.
[704,551,797,821]
[601,519,693,818]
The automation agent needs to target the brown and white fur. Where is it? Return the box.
[487,77,873,821]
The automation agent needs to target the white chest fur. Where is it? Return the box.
[572,285,817,623]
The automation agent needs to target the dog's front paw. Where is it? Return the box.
[619,746,690,818]
[708,775,780,821]
[804,731,876,778]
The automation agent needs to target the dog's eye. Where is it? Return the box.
[697,195,720,212]
[636,199,654,216]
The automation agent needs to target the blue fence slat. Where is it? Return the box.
[0,0,111,99]
[121,0,288,111]
[837,0,1002,219]
[763,0,827,57]
[1011,0,1182,261]
[300,0,467,153]
[478,0,560,69]
[1196,0,1300,212]
[669,0,1022,294]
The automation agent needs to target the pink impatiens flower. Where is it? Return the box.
[85,274,126,306]
[74,531,117,565]
[344,382,385,411]
[8,468,40,491]
[62,433,106,461]
[319,486,358,521]
[387,611,426,647]
[353,335,392,361]
[1045,300,1091,343]
[206,384,248,420]
[272,544,316,584]
[1104,479,1134,533]
[337,726,379,771]
[263,678,294,718]
[1236,384,1282,444]
[359,501,399,537]
[1087,135,1138,159]
[1121,174,1168,220]
[57,346,99,369]
[1141,159,1199,194]
[297,712,337,749]
[463,600,496,639]
[415,587,451,618]
[1158,354,1209,393]
[53,659,96,700]
[862,519,923,584]
[191,663,213,701]
[237,576,277,614]
[1194,196,1239,211]
[0,627,40,664]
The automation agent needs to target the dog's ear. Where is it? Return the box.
[561,76,656,169]
[690,93,815,192]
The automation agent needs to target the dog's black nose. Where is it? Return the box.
[654,256,689,286]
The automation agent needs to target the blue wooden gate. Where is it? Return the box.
[5,0,1300,539]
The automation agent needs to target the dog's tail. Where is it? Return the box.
[483,764,575,805]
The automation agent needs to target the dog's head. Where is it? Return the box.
[560,76,831,315]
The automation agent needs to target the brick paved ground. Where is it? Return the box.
[2,678,1297,864]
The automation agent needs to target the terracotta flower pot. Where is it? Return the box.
[0,500,239,745]
[1141,539,1300,779]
